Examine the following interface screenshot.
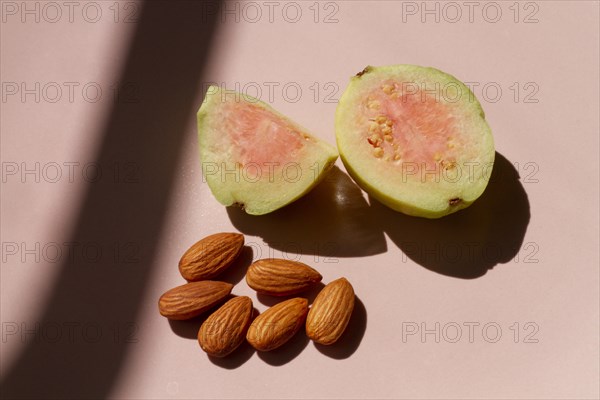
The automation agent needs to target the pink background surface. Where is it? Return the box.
[1,1,599,399]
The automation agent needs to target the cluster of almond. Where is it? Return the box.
[158,232,355,358]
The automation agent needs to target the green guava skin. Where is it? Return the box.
[198,86,338,215]
[335,65,495,219]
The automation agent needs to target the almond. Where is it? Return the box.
[246,297,308,351]
[306,277,355,345]
[158,281,233,320]
[246,259,322,296]
[179,232,244,281]
[198,296,253,357]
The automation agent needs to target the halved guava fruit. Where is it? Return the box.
[198,86,338,215]
[336,65,495,219]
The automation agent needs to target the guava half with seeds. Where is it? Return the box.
[198,86,338,215]
[336,65,495,219]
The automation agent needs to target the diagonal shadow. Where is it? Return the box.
[1,1,223,398]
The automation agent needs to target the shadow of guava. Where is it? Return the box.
[227,166,387,259]
[369,152,531,279]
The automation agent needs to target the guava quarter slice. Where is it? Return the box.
[336,65,495,219]
[198,86,338,215]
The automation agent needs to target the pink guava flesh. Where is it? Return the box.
[336,65,495,218]
[219,101,308,168]
[198,86,339,215]
[351,80,480,181]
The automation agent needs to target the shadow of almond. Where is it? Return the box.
[167,293,241,340]
[256,282,326,307]
[208,341,255,370]
[227,166,387,259]
[313,296,367,360]
[218,246,254,286]
[201,305,258,369]
[256,330,310,366]
[370,152,531,279]
[167,307,215,340]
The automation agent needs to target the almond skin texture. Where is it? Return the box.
[179,232,244,281]
[158,281,233,320]
[246,259,322,296]
[306,277,355,345]
[198,296,253,358]
[246,298,308,351]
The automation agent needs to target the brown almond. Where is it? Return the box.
[158,281,233,320]
[179,232,244,281]
[246,259,322,296]
[246,298,308,351]
[198,296,253,357]
[306,277,355,345]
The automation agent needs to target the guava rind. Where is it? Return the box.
[336,65,495,218]
[198,86,338,215]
